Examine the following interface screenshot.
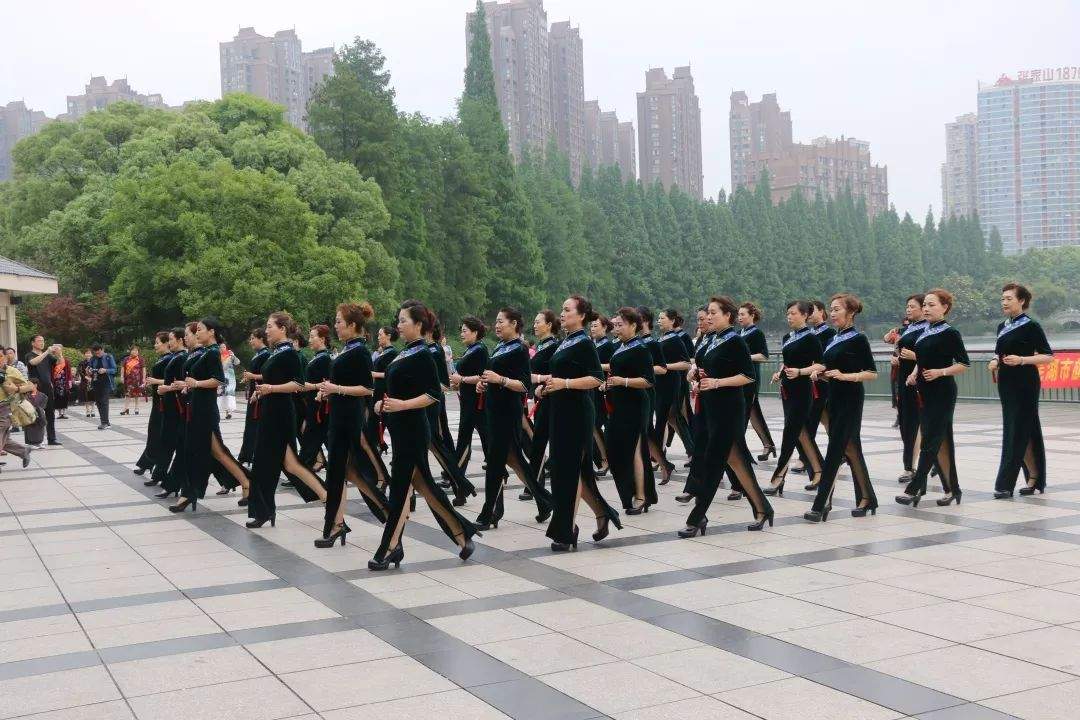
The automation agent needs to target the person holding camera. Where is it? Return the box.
[25,335,63,446]
[0,351,34,468]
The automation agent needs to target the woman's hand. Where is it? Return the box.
[770,371,781,384]
[1001,355,1024,367]
[921,368,945,382]
[890,355,899,367]
[784,367,800,380]
[699,377,721,391]
[374,400,383,414]
[534,386,544,400]
[254,383,273,396]
[898,348,916,361]
[381,397,403,413]
[481,370,502,385]
[608,376,625,388]
[541,380,563,396]
[988,357,1000,373]
[823,369,845,381]
[450,372,463,388]
[183,376,198,389]
[316,380,336,395]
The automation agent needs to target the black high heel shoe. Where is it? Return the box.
[764,480,785,497]
[936,492,961,506]
[535,505,552,523]
[993,490,1014,499]
[476,519,499,531]
[551,526,579,552]
[142,477,158,487]
[246,514,275,529]
[757,446,776,462]
[803,505,831,522]
[675,492,693,504]
[155,489,178,499]
[895,493,923,507]
[898,471,915,484]
[851,503,878,517]
[133,467,146,476]
[237,497,249,508]
[592,517,611,542]
[659,461,675,486]
[726,490,743,501]
[314,523,350,548]
[1018,485,1044,496]
[625,501,651,516]
[748,510,774,531]
[215,487,233,496]
[368,546,404,570]
[168,498,196,513]
[459,538,475,561]
[677,518,708,538]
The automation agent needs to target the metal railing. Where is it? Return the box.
[758,352,1080,403]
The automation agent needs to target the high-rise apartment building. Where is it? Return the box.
[977,72,1080,254]
[549,21,585,181]
[729,91,888,215]
[941,113,978,219]
[220,27,332,131]
[468,1,553,163]
[302,47,336,104]
[617,121,637,181]
[0,101,50,180]
[637,66,703,199]
[65,77,165,120]
[581,101,635,180]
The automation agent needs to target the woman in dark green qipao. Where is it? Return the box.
[247,313,327,528]
[153,327,191,499]
[804,294,879,522]
[605,307,657,514]
[637,307,675,483]
[892,295,928,483]
[420,319,476,506]
[315,302,390,548]
[800,300,836,488]
[896,289,970,508]
[656,309,694,466]
[542,295,622,551]
[475,308,552,529]
[675,319,714,505]
[369,303,477,570]
[238,329,269,466]
[737,303,776,461]
[523,310,560,500]
[135,332,172,481]
[451,316,490,475]
[169,319,250,514]
[679,297,774,537]
[590,315,614,475]
[765,301,824,497]
[991,283,1054,498]
[367,326,398,461]
[298,325,332,470]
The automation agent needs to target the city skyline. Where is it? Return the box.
[3,0,1078,219]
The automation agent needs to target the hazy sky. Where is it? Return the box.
[5,0,1078,218]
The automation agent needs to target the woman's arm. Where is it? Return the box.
[1001,353,1053,366]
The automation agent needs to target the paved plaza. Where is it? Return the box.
[1,397,1080,720]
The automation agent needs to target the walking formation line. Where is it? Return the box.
[128,283,1053,570]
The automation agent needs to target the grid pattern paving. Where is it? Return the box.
[1,397,1079,720]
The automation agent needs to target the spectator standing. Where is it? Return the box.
[76,349,94,418]
[52,349,73,419]
[218,342,239,420]
[25,335,62,446]
[121,346,145,416]
[89,344,117,429]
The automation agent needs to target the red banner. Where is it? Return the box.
[1039,352,1080,389]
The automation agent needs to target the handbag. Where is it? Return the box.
[9,395,39,428]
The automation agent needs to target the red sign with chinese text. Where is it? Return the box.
[1038,352,1080,389]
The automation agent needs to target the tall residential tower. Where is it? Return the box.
[637,66,703,198]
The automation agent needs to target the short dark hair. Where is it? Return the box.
[461,315,486,340]
[786,300,812,316]
[1002,282,1032,310]
[707,296,738,324]
[635,305,654,330]
[154,332,170,344]
[614,306,642,333]
[91,343,103,351]
[249,328,267,343]
[538,309,561,335]
[906,293,926,306]
[811,299,827,315]
[569,295,598,324]
[498,307,524,334]
[170,327,185,342]
[662,308,684,328]
[379,325,400,341]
